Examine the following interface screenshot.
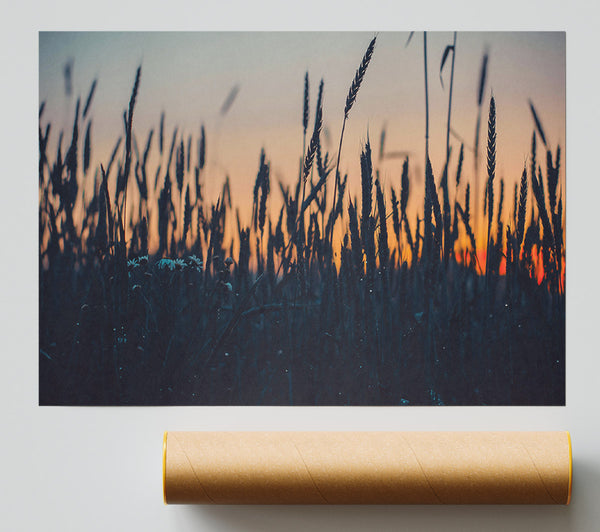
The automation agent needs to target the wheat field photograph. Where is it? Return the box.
[38,31,565,405]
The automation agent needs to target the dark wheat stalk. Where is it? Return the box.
[398,157,413,262]
[551,148,562,283]
[195,125,206,248]
[547,146,560,215]
[530,131,537,187]
[428,159,443,252]
[423,32,430,164]
[512,182,518,231]
[451,143,464,249]
[329,35,376,249]
[360,138,373,241]
[345,36,377,118]
[142,129,153,169]
[182,184,191,246]
[159,112,165,155]
[198,125,206,171]
[176,140,186,243]
[442,31,457,164]
[464,182,471,227]
[186,134,192,173]
[554,193,563,293]
[376,178,389,271]
[82,79,97,119]
[529,100,548,149]
[495,178,504,268]
[39,122,50,187]
[457,184,479,272]
[359,141,376,293]
[400,156,409,223]
[473,51,488,240]
[299,78,322,239]
[516,164,528,252]
[105,137,122,184]
[121,66,141,247]
[302,80,323,184]
[457,203,477,265]
[303,72,309,140]
[440,160,451,266]
[423,158,434,262]
[252,150,265,231]
[298,72,310,227]
[485,96,496,281]
[390,187,401,253]
[258,159,270,237]
[532,164,556,288]
[474,51,488,168]
[83,120,91,175]
[176,140,184,193]
[455,143,464,189]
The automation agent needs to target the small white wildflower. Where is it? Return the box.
[173,258,186,270]
[187,255,204,270]
[157,258,176,271]
[224,282,233,292]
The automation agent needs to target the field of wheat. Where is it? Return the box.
[39,33,565,405]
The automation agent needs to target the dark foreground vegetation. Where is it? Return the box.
[39,35,564,405]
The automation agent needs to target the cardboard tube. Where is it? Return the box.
[163,431,572,505]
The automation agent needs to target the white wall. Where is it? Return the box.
[2,1,599,530]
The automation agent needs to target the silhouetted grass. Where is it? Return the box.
[39,38,565,406]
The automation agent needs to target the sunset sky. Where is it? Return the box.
[39,31,565,243]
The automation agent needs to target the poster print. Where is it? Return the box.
[39,32,565,405]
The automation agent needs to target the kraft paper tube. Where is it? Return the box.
[163,431,572,505]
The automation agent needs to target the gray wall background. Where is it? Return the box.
[2,1,599,530]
